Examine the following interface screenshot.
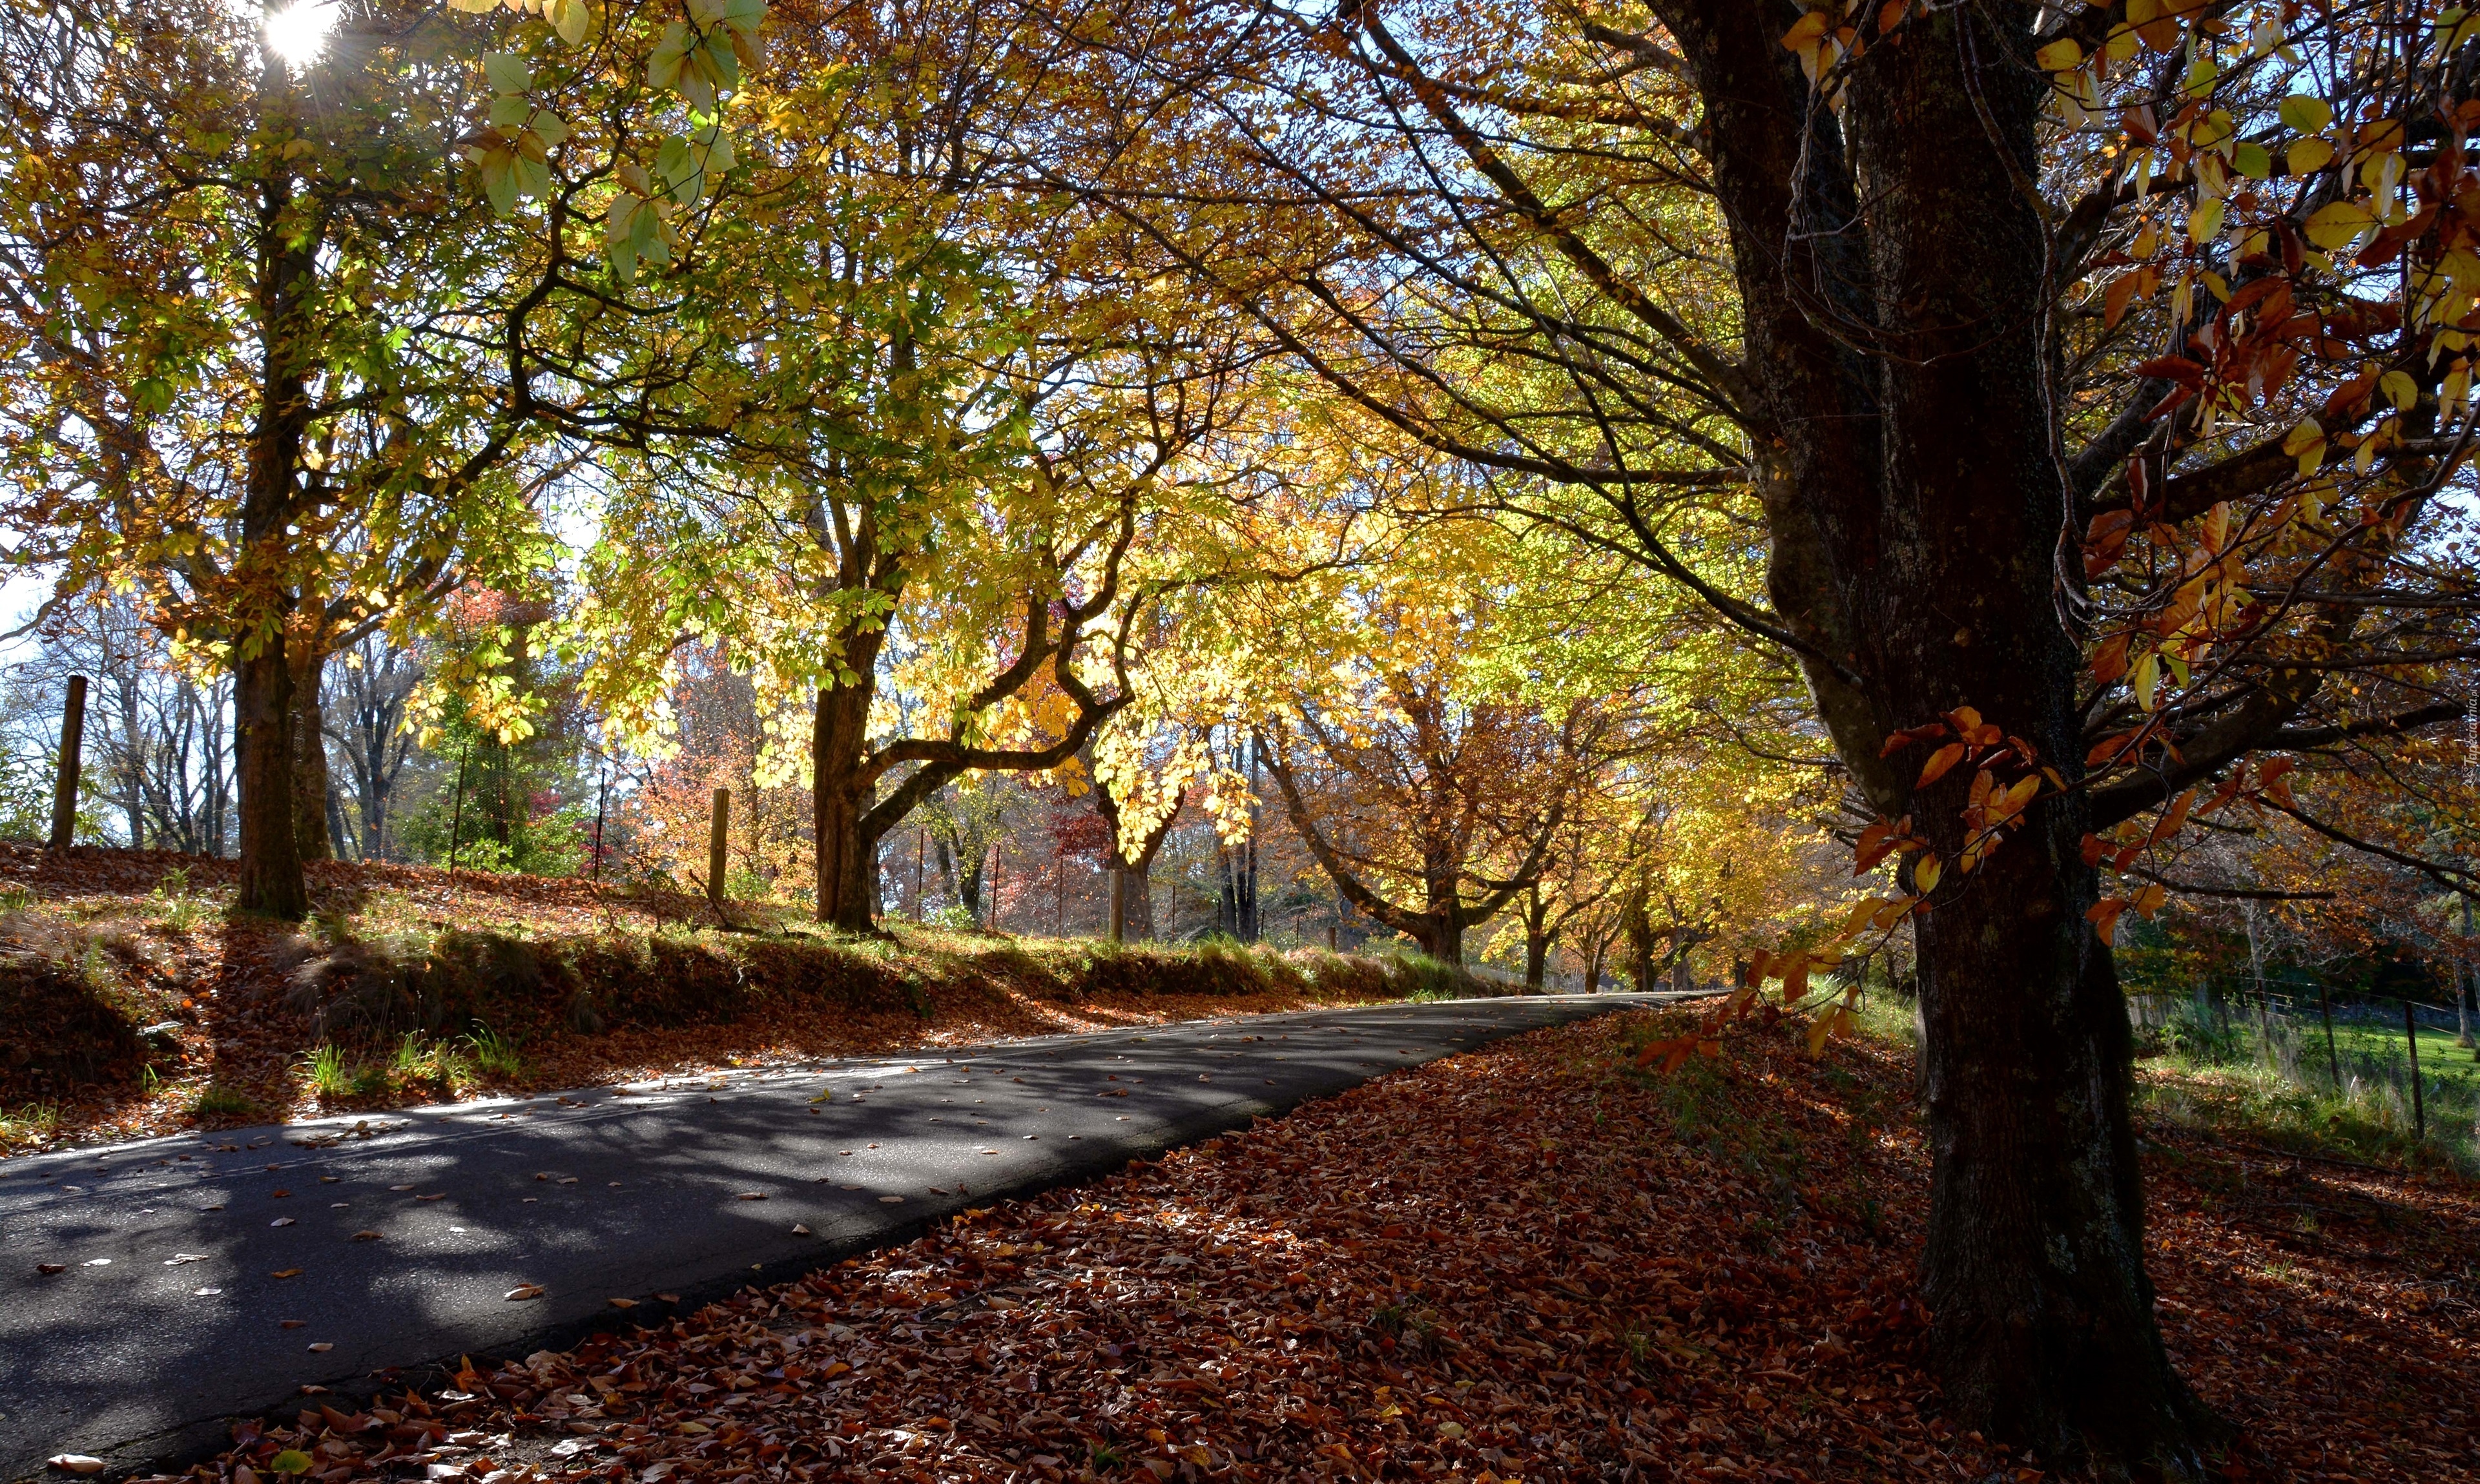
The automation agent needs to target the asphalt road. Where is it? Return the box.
[0,991,1675,1480]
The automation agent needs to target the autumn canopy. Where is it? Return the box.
[8,0,2480,1469]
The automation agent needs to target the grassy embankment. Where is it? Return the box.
[0,845,1481,1152]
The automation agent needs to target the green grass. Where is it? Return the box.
[464,1023,523,1078]
[0,1100,61,1146]
[2136,1005,2479,1173]
[2311,1019,2480,1090]
[190,1083,254,1118]
[1839,989,2477,1173]
[303,1044,353,1098]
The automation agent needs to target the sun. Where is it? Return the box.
[262,1,338,67]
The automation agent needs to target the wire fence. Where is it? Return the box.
[2129,985,2479,1161]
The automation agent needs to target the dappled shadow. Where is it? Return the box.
[0,995,1642,1477]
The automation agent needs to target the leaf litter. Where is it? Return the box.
[130,1009,2472,1482]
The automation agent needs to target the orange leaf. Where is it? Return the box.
[2080,832,2108,867]
[2087,898,2131,940]
[1854,820,1896,874]
[1880,722,1949,757]
[2103,271,2140,329]
[1917,743,1968,788]
[2087,730,2138,767]
[2091,632,2133,685]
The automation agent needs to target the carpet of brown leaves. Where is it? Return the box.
[0,849,1401,1155]
[143,1007,2477,1482]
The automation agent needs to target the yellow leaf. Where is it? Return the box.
[2187,197,2226,243]
[2133,650,2161,710]
[2381,369,2419,409]
[2287,137,2336,174]
[2303,200,2373,251]
[2034,37,2083,70]
[1779,10,1830,50]
[1914,853,1943,894]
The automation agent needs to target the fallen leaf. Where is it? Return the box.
[878,1195,905,1204]
[307,1342,333,1353]
[350,1230,382,1241]
[417,1194,446,1202]
[736,1191,768,1201]
[269,1218,294,1228]
[83,1258,110,1267]
[607,1297,637,1309]
[46,1456,105,1474]
[268,1450,313,1476]
[36,1263,64,1275]
[389,1184,416,1191]
[280,1320,306,1328]
[270,1268,303,1279]
[506,1284,546,1301]
[790,1224,812,1236]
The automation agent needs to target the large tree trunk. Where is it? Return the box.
[1620,1,2222,1463]
[289,639,331,863]
[233,641,306,917]
[1720,11,2211,1466]
[812,680,877,932]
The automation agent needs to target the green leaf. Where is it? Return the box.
[646,22,689,90]
[484,52,532,96]
[550,0,592,46]
[480,154,518,215]
[2231,140,2271,180]
[531,112,569,149]
[2279,94,2333,134]
[488,93,533,129]
[655,134,700,205]
[269,1453,313,1476]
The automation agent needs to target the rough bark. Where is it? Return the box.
[1093,772,1178,943]
[229,50,316,918]
[1650,4,2222,1464]
[289,640,331,863]
[232,640,305,918]
[812,675,879,932]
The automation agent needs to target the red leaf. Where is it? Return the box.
[2131,355,2205,386]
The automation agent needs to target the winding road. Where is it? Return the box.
[0,990,1679,1481]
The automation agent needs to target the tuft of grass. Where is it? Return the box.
[1,1100,61,1145]
[149,866,206,933]
[191,1083,254,1118]
[302,1043,353,1099]
[465,1022,523,1078]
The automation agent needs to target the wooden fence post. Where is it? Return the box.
[47,675,87,851]
[708,788,730,909]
